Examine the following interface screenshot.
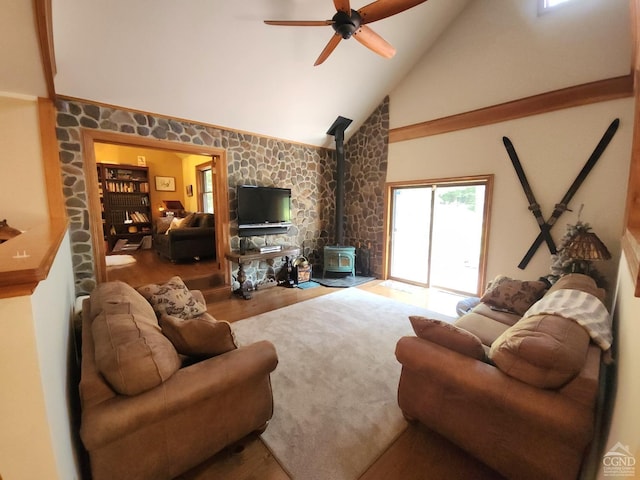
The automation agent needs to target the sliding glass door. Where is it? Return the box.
[389,186,432,284]
[388,177,492,296]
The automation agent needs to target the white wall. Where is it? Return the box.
[388,0,632,291]
[31,232,79,479]
[0,39,80,478]
[0,233,78,480]
[389,99,633,290]
[390,0,631,128]
[603,254,640,477]
[0,94,48,230]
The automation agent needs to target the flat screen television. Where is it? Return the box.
[237,185,292,231]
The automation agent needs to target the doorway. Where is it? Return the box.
[386,175,493,296]
[81,129,231,287]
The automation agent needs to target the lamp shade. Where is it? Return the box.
[564,231,611,261]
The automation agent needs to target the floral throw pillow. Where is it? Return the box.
[480,275,548,316]
[137,276,206,319]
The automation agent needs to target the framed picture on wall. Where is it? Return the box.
[155,176,176,191]
[186,184,193,197]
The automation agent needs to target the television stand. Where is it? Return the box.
[225,246,301,298]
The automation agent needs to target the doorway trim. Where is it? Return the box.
[81,129,231,285]
[383,174,493,295]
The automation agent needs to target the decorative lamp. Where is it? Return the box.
[564,231,611,263]
[551,219,611,281]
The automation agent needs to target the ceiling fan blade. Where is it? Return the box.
[334,0,351,14]
[358,0,429,24]
[314,34,342,66]
[352,25,396,59]
[264,20,333,26]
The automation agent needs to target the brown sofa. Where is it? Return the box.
[396,274,609,480]
[79,280,278,480]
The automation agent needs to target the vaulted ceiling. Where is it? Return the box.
[48,0,472,147]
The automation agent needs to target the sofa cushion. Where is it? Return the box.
[160,313,238,357]
[480,275,548,316]
[193,213,214,228]
[137,276,207,319]
[410,315,486,361]
[92,311,181,395]
[89,280,158,325]
[454,311,512,347]
[489,312,590,389]
[547,273,605,302]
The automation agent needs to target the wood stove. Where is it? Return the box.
[322,116,357,278]
[323,245,356,277]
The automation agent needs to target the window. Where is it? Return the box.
[197,163,214,213]
[386,176,493,296]
[538,0,576,14]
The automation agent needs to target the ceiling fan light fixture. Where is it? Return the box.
[331,10,362,39]
[264,0,430,64]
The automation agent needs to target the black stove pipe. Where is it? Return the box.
[327,116,352,246]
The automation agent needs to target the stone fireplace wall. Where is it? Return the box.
[343,97,389,277]
[55,99,334,295]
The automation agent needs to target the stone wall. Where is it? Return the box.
[55,99,334,295]
[344,97,389,276]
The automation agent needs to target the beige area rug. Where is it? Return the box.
[231,287,455,480]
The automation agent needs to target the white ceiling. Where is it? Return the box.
[50,0,472,147]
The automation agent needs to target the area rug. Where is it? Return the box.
[311,275,376,288]
[105,254,136,267]
[231,288,455,480]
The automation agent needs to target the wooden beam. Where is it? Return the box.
[33,0,56,99]
[389,75,634,143]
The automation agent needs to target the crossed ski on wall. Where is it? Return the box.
[504,118,620,270]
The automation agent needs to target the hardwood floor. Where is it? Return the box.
[105,248,222,288]
[104,252,500,479]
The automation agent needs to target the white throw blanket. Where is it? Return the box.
[523,288,612,353]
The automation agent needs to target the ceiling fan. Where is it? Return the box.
[264,0,429,66]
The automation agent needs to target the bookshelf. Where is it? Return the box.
[97,163,152,252]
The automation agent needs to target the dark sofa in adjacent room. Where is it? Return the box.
[154,212,216,262]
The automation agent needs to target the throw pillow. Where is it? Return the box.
[480,275,548,316]
[179,212,197,228]
[165,216,185,234]
[155,217,173,234]
[137,276,207,319]
[409,315,486,361]
[160,313,238,357]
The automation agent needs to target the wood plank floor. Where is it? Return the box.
[104,251,502,479]
[105,248,223,289]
